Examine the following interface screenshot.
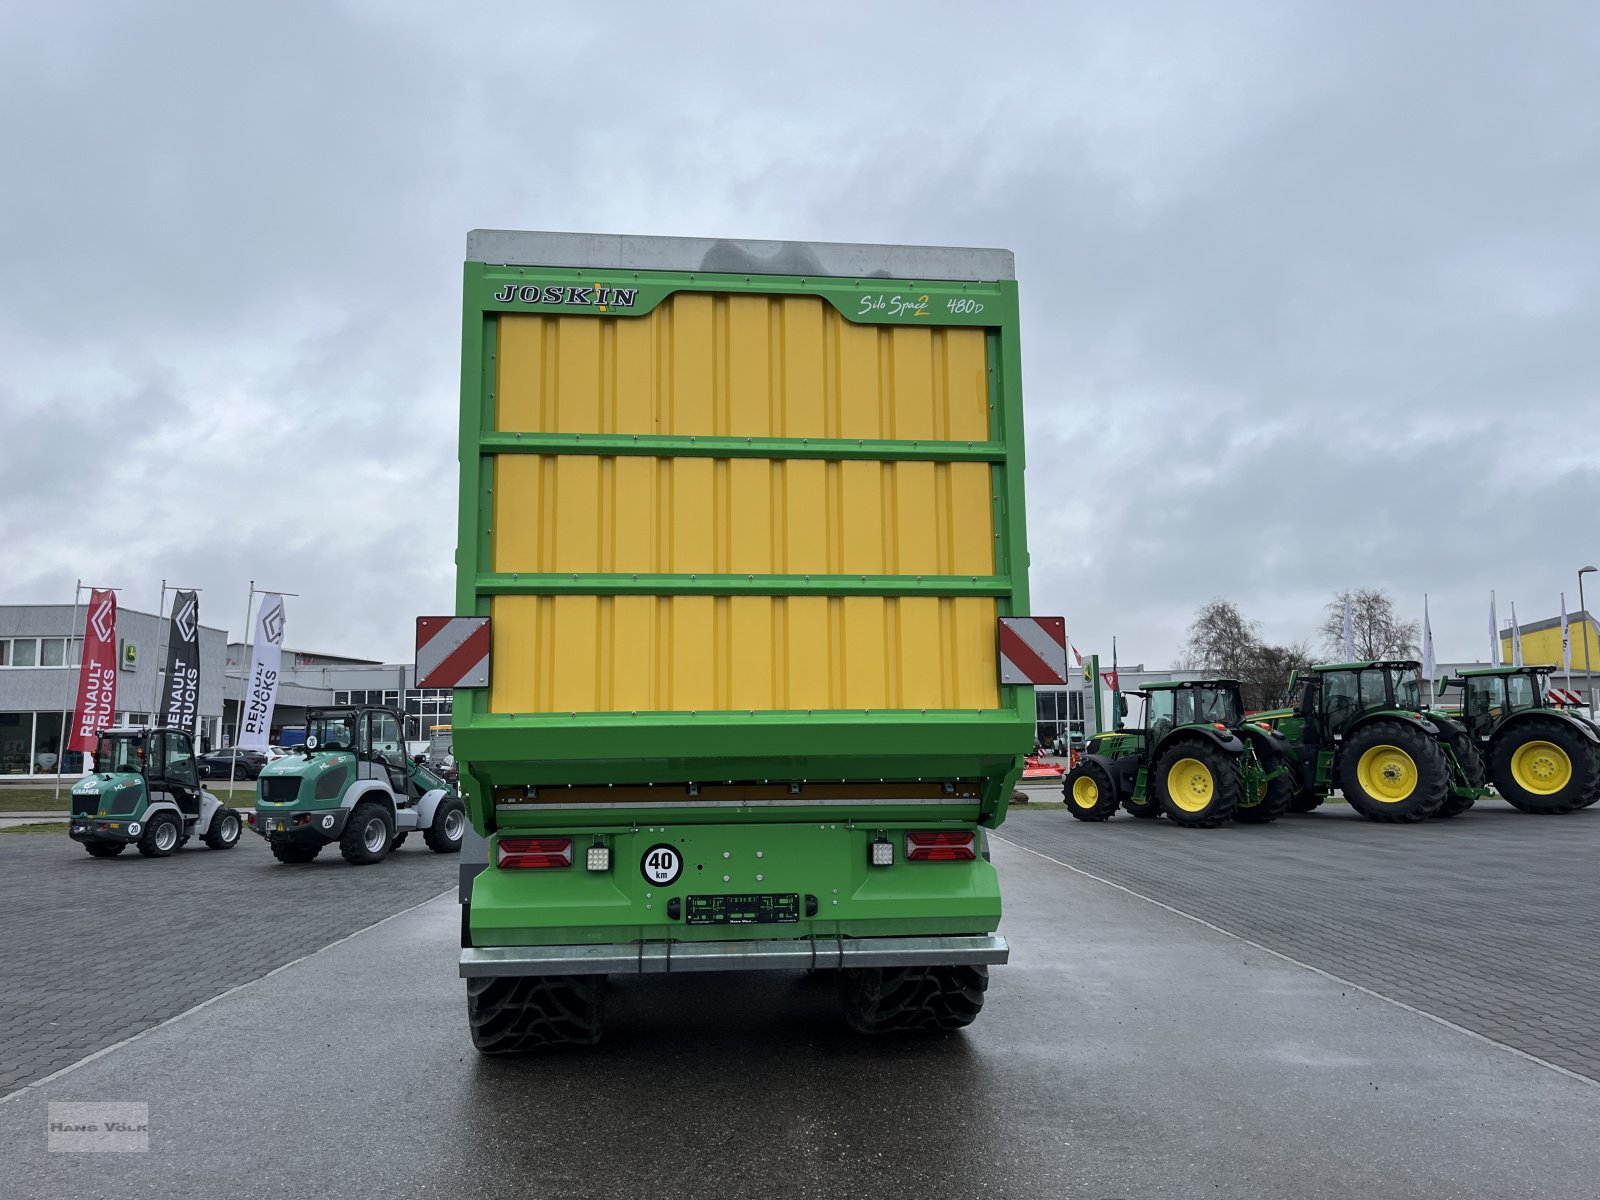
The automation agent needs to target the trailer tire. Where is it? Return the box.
[84,842,124,858]
[1492,718,1595,814]
[1433,732,1485,818]
[203,807,242,849]
[1153,739,1241,828]
[1064,762,1119,821]
[137,812,181,858]
[340,801,393,865]
[1339,720,1447,822]
[424,798,467,853]
[467,974,604,1052]
[270,840,321,864]
[837,964,988,1034]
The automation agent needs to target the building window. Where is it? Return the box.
[0,713,31,775]
[11,640,37,667]
[40,638,66,667]
[334,691,351,704]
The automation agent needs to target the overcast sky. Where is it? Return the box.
[2,1,1596,668]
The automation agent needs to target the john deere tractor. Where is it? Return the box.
[1063,679,1294,827]
[69,727,243,858]
[1252,661,1488,822]
[1437,666,1600,814]
[250,704,466,864]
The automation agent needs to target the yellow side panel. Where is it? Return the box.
[489,596,1000,714]
[495,295,991,440]
[493,456,995,577]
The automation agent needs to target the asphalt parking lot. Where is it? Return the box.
[3,805,1598,1198]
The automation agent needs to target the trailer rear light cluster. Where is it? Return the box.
[585,843,611,872]
[905,831,977,862]
[496,837,573,869]
[869,838,894,867]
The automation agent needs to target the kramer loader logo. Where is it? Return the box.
[492,282,640,312]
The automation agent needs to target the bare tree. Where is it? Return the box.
[1246,640,1314,710]
[1183,599,1261,680]
[1320,588,1420,660]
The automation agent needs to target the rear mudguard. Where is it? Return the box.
[1152,725,1245,761]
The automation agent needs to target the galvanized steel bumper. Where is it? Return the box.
[460,934,1008,977]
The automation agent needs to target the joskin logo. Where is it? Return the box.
[90,596,115,643]
[491,282,640,312]
[261,599,285,646]
[175,597,198,642]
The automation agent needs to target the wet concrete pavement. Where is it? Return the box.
[3,837,1597,1199]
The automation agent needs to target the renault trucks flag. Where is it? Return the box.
[69,589,118,753]
[160,590,201,733]
[238,593,285,751]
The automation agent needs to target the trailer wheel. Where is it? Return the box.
[836,964,988,1034]
[340,801,393,864]
[1492,719,1595,814]
[270,840,321,864]
[1433,732,1485,818]
[467,974,604,1052]
[1153,740,1241,828]
[137,812,181,858]
[203,807,242,849]
[1064,762,1119,821]
[424,798,467,853]
[84,842,125,858]
[1339,721,1447,822]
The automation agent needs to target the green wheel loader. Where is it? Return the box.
[1252,661,1488,822]
[1437,666,1600,813]
[1063,679,1294,827]
[69,727,243,858]
[250,705,466,865]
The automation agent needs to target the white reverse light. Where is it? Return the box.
[586,844,611,872]
[869,838,894,867]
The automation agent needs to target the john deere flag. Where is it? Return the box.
[238,593,286,751]
[160,591,202,733]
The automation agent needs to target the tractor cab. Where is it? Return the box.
[69,727,242,858]
[1143,680,1244,745]
[1294,661,1424,739]
[1455,666,1551,740]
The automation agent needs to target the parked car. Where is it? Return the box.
[196,748,269,779]
[263,746,298,762]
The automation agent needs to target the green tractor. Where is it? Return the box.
[1436,666,1600,814]
[250,704,467,865]
[1063,679,1295,827]
[1252,661,1488,822]
[69,727,244,858]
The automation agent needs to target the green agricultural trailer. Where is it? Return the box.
[450,230,1053,1049]
[69,727,243,857]
[1252,661,1488,822]
[1436,666,1600,813]
[1063,679,1294,827]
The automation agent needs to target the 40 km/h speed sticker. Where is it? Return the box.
[641,844,683,886]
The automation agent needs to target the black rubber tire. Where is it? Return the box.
[137,812,181,858]
[1434,732,1485,818]
[1152,739,1242,828]
[1577,745,1600,809]
[1120,787,1163,819]
[1491,718,1596,814]
[836,964,988,1034]
[1234,744,1293,824]
[1338,720,1448,822]
[1286,793,1326,813]
[467,975,604,1052]
[391,833,408,849]
[1064,761,1119,821]
[270,840,321,864]
[84,841,124,858]
[203,807,243,849]
[424,797,467,852]
[339,800,393,865]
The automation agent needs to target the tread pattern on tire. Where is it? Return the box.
[1234,742,1293,824]
[1152,738,1242,828]
[467,975,604,1052]
[84,842,124,858]
[203,807,242,849]
[1491,717,1597,815]
[1064,761,1119,822]
[339,800,393,865]
[424,798,466,852]
[1434,731,1485,818]
[270,840,321,864]
[1338,719,1448,822]
[837,964,988,1034]
[137,813,180,857]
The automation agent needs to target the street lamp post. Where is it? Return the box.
[1580,566,1598,713]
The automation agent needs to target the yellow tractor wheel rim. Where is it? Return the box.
[1356,744,1418,803]
[1071,775,1100,809]
[1509,740,1572,795]
[1167,757,1215,812]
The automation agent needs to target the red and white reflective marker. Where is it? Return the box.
[997,617,1069,685]
[1549,687,1582,705]
[415,616,491,689]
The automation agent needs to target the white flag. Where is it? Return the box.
[1342,596,1354,660]
[1561,592,1571,673]
[1510,601,1523,667]
[1422,595,1436,685]
[1490,591,1500,666]
[238,593,286,751]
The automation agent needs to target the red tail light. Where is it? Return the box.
[905,830,977,862]
[496,837,573,869]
